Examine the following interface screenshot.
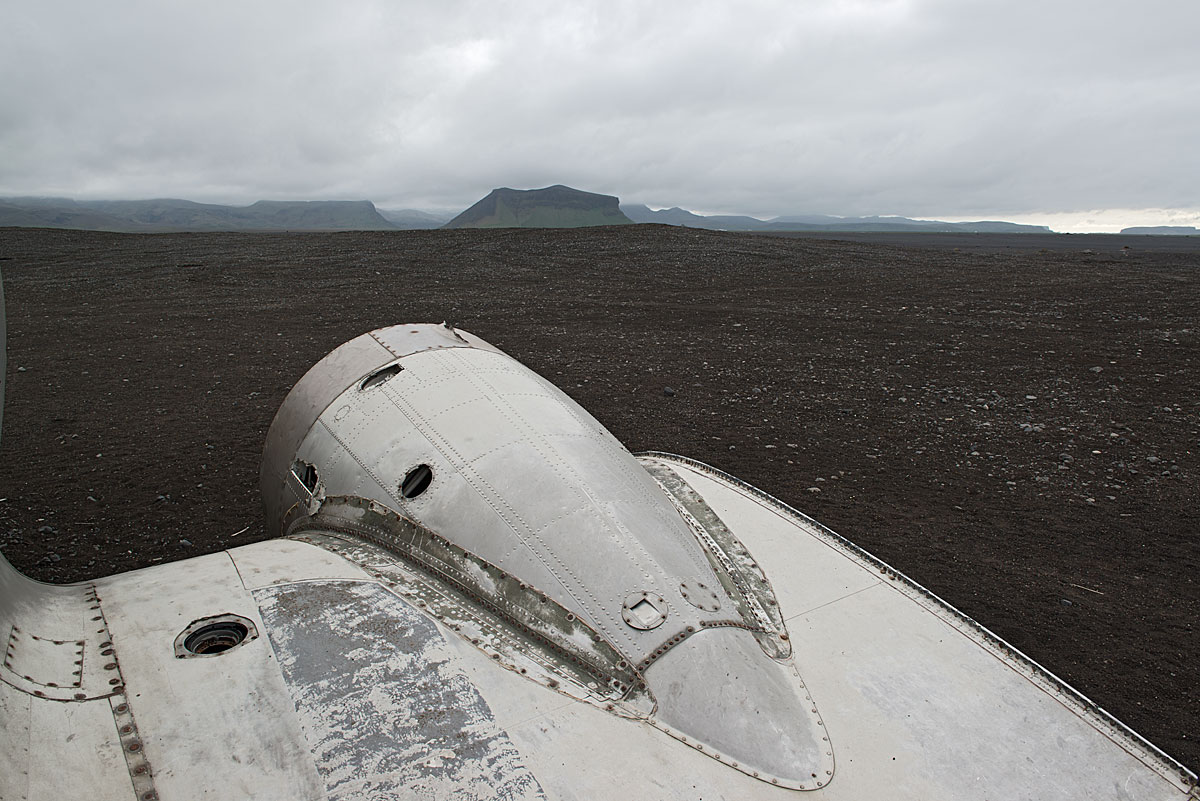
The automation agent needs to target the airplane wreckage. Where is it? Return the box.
[1,299,1196,799]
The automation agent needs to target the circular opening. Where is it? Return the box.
[400,464,433,499]
[183,622,248,655]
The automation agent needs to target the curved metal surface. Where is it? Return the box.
[1,312,1195,799]
[637,452,1200,795]
[262,324,833,785]
[260,324,503,537]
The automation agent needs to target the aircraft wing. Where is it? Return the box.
[1,321,1195,800]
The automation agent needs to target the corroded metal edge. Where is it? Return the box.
[637,451,1199,793]
[643,461,792,660]
[287,497,653,714]
[90,584,158,801]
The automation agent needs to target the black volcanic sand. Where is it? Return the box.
[0,226,1196,772]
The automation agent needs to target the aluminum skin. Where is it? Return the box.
[260,324,831,788]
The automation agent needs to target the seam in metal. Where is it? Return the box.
[637,451,1198,790]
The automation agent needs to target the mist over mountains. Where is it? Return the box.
[0,187,1058,233]
[620,204,1052,233]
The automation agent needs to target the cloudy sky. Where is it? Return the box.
[2,1,1197,231]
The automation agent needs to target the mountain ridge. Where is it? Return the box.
[621,203,1053,234]
[0,197,396,232]
[0,190,1066,234]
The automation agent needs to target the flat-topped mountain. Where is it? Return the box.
[0,197,396,232]
[1120,226,1198,235]
[444,185,633,229]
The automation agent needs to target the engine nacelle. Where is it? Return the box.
[261,323,832,788]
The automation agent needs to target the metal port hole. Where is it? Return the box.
[183,621,249,655]
[360,363,402,390]
[400,464,433,499]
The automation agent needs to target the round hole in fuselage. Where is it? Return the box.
[400,464,433,499]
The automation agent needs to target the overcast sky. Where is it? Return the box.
[2,1,1197,231]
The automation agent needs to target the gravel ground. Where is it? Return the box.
[0,225,1196,771]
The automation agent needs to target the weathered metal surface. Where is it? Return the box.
[263,326,833,783]
[260,326,504,538]
[288,497,650,712]
[254,578,545,801]
[94,552,327,800]
[0,560,125,702]
[637,454,1197,798]
[2,310,1196,799]
[1,508,1194,800]
[644,460,791,660]
[1,679,141,801]
[230,535,367,589]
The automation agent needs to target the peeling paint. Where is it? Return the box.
[254,580,545,801]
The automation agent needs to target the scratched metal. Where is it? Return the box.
[289,531,643,712]
[288,505,653,716]
[293,496,645,699]
[254,580,545,801]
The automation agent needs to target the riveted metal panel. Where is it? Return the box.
[261,333,394,536]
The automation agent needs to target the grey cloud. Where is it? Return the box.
[2,0,1196,222]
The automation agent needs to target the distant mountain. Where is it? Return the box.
[0,197,396,232]
[621,204,769,229]
[445,185,632,229]
[620,205,1052,234]
[376,208,453,229]
[1120,226,1198,235]
[1,192,1056,235]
